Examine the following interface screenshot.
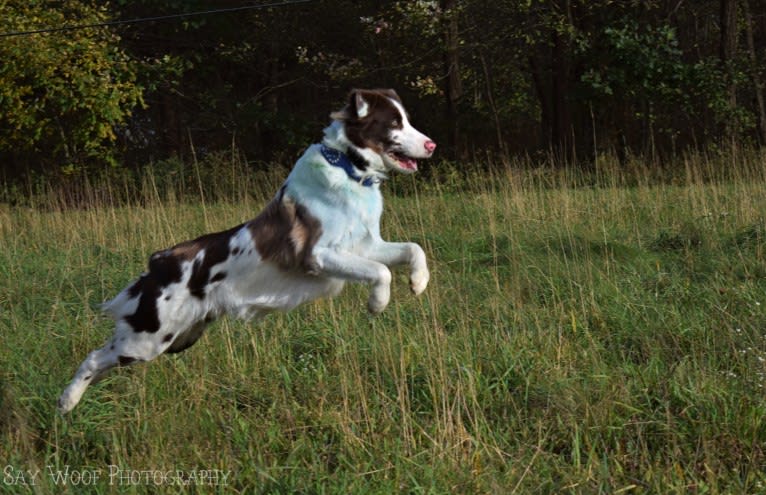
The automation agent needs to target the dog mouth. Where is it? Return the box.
[386,151,418,172]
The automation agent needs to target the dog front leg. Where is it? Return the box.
[313,247,392,314]
[366,241,429,296]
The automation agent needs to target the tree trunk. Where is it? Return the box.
[442,0,462,158]
[550,0,574,163]
[528,55,552,149]
[719,0,739,71]
[744,0,766,144]
[479,51,507,160]
[161,92,182,157]
[719,0,739,139]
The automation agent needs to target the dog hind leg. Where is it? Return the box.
[164,320,209,354]
[58,314,210,414]
[57,339,125,414]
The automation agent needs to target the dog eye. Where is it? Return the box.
[390,119,400,127]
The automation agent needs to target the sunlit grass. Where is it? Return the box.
[1,152,765,493]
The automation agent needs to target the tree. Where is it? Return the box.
[3,0,766,183]
[0,1,143,175]
[442,0,462,157]
[581,20,691,156]
[719,0,739,139]
[743,0,766,143]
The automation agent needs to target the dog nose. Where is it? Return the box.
[424,140,436,153]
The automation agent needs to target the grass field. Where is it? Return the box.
[1,153,766,493]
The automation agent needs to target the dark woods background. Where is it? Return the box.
[2,0,766,182]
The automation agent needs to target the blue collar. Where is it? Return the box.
[320,144,375,187]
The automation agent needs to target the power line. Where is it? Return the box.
[0,0,313,38]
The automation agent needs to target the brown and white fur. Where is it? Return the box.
[58,89,436,414]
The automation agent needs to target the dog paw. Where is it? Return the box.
[367,277,391,315]
[410,268,429,295]
[367,288,390,314]
[367,298,388,315]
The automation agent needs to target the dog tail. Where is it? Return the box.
[100,277,142,320]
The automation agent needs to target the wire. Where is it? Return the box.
[0,0,313,38]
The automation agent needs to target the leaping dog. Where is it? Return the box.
[58,88,436,413]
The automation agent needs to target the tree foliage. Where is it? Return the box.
[0,1,143,174]
[1,0,766,177]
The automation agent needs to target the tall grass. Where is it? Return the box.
[1,150,765,493]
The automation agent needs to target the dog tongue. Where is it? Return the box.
[399,157,418,171]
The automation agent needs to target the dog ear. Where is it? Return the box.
[352,89,370,118]
[330,89,373,121]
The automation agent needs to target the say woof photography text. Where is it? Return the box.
[3,464,232,488]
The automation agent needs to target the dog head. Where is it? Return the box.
[328,89,436,174]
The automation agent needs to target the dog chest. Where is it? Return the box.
[285,152,384,249]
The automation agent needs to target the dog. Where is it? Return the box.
[58,88,436,413]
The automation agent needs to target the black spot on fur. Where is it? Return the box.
[124,276,162,333]
[346,146,370,171]
[118,355,136,366]
[148,250,184,286]
[187,258,206,299]
[110,344,115,351]
[163,333,174,343]
[124,250,187,333]
[210,272,227,283]
[181,229,236,300]
[126,227,240,329]
[127,279,143,298]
